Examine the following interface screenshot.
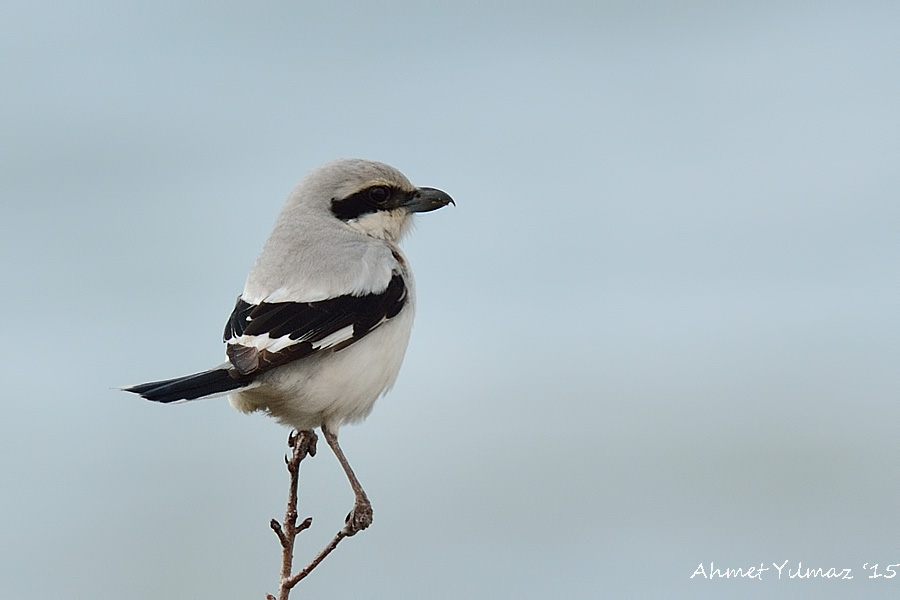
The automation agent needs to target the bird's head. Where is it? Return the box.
[292,159,454,242]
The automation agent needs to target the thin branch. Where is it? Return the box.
[268,429,317,600]
[284,528,351,588]
[266,429,362,599]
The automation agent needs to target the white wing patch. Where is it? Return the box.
[310,325,355,350]
[228,332,297,353]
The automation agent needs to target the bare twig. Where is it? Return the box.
[268,429,317,600]
[266,429,363,600]
[283,528,352,589]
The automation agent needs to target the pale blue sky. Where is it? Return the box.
[1,2,898,598]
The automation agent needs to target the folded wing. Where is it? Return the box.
[223,272,408,376]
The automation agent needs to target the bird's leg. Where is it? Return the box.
[321,424,373,535]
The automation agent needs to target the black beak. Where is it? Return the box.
[402,187,455,213]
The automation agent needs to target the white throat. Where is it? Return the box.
[345,209,412,242]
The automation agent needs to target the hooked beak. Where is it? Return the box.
[402,187,455,213]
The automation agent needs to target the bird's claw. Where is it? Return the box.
[344,501,373,535]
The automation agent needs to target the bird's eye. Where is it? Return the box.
[367,186,390,204]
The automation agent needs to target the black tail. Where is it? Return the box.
[123,368,246,403]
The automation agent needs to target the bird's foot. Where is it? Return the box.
[343,500,373,536]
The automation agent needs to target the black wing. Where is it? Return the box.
[223,273,408,376]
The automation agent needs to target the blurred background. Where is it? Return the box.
[1,2,898,598]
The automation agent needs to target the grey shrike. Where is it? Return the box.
[125,159,453,533]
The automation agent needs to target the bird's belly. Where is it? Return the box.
[228,308,414,430]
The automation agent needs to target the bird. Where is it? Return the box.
[124,158,453,534]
